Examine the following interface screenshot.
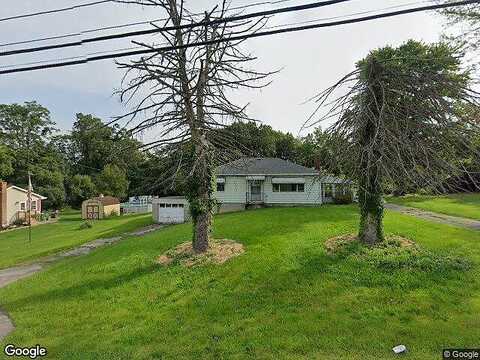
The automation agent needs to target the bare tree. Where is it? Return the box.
[115,0,273,252]
[307,40,480,245]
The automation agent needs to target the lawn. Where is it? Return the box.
[388,193,480,220]
[0,211,153,269]
[1,206,479,359]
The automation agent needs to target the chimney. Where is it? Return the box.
[0,182,7,228]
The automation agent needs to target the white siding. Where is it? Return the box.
[6,188,44,225]
[215,176,247,204]
[215,175,322,205]
[265,176,322,205]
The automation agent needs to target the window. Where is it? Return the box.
[216,182,225,192]
[273,184,305,193]
[172,204,178,208]
[20,202,26,211]
[179,204,184,208]
[160,204,166,208]
[31,201,37,211]
[166,204,172,208]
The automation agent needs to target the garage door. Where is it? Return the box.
[157,203,185,224]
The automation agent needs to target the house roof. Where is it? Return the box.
[91,196,120,206]
[217,158,318,176]
[7,185,47,200]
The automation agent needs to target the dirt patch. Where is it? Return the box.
[324,234,416,255]
[156,239,244,267]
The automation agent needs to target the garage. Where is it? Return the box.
[152,197,190,224]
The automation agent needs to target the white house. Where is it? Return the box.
[152,158,351,224]
[215,158,350,213]
[0,182,47,228]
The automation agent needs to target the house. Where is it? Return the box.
[151,158,351,224]
[0,181,47,228]
[215,158,350,213]
[81,195,120,220]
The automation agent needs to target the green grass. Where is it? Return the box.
[0,211,152,269]
[388,193,480,221]
[1,206,479,359]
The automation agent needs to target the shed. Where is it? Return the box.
[81,195,121,220]
[152,197,190,224]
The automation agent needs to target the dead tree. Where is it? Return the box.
[115,0,273,252]
[307,40,480,245]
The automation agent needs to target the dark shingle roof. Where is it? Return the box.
[217,158,318,176]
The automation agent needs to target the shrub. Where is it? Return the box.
[79,221,93,230]
[333,192,353,205]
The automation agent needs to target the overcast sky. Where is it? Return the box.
[0,0,445,139]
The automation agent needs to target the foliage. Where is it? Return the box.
[309,40,480,243]
[95,164,129,199]
[79,221,93,230]
[69,174,97,207]
[0,145,13,180]
[0,102,65,209]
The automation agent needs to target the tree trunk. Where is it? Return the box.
[358,179,384,245]
[193,204,212,253]
[358,58,385,245]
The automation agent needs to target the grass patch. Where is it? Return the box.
[1,206,479,359]
[389,193,480,220]
[0,211,153,269]
[326,234,472,272]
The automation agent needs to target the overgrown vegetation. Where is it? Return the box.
[326,234,472,272]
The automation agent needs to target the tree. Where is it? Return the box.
[95,164,129,199]
[0,102,65,208]
[0,145,13,180]
[309,40,480,245]
[69,175,97,207]
[116,0,273,253]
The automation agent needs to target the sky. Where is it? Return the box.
[0,0,446,139]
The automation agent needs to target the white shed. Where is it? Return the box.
[152,197,190,224]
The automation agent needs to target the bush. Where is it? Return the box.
[333,192,353,204]
[79,221,93,230]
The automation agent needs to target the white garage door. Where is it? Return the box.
[157,204,185,224]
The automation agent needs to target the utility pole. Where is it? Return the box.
[28,172,32,243]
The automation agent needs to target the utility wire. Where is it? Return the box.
[0,0,296,48]
[0,0,437,70]
[1,0,478,75]
[0,0,355,57]
[0,1,114,23]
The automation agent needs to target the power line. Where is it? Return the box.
[0,0,354,57]
[0,0,436,70]
[1,0,478,75]
[0,1,114,23]
[0,0,296,48]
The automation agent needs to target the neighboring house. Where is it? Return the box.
[0,181,47,228]
[81,195,120,220]
[215,158,350,212]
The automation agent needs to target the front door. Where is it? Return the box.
[86,205,100,220]
[249,181,263,202]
